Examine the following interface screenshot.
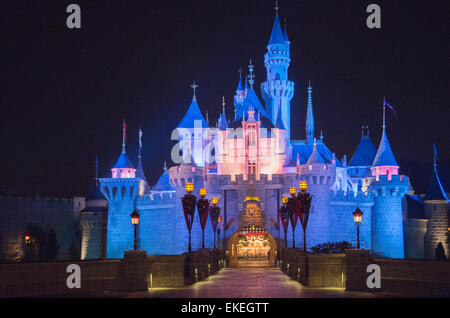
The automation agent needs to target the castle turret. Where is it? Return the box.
[261,3,294,141]
[79,184,107,260]
[424,145,449,259]
[367,119,408,258]
[99,122,141,258]
[299,141,335,248]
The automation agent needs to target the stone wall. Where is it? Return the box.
[281,248,345,288]
[375,258,450,297]
[0,249,223,297]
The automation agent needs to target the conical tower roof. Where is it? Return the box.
[306,142,326,165]
[424,163,449,202]
[218,98,229,131]
[113,152,134,169]
[349,133,377,166]
[268,14,285,45]
[372,129,398,167]
[152,162,175,192]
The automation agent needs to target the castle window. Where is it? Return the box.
[275,73,280,80]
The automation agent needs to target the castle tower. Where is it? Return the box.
[99,122,141,258]
[79,184,107,260]
[261,3,294,141]
[298,141,335,248]
[424,145,449,259]
[176,82,209,167]
[80,157,108,260]
[367,119,409,258]
[136,128,150,195]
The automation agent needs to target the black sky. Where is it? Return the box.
[0,0,449,197]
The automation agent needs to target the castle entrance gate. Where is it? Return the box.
[226,197,277,267]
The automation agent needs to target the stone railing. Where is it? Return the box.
[280,248,345,288]
[0,249,224,297]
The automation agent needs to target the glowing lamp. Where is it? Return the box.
[282,197,288,205]
[218,216,222,223]
[185,182,194,194]
[199,188,207,198]
[353,208,363,224]
[130,210,140,225]
[212,197,218,205]
[299,180,308,192]
[24,235,31,244]
[289,187,297,196]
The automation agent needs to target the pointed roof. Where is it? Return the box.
[306,81,315,144]
[86,184,105,201]
[177,96,209,129]
[218,98,229,130]
[152,163,175,192]
[234,88,267,121]
[349,133,377,166]
[113,152,135,169]
[424,163,449,201]
[306,142,326,165]
[372,129,398,167]
[136,158,147,181]
[269,14,285,45]
[236,72,244,92]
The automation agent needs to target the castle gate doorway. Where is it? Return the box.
[227,227,277,268]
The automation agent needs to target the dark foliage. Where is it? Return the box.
[310,241,355,254]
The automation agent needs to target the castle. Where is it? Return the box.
[1,6,447,264]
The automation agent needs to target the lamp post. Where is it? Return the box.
[130,210,140,251]
[197,188,209,249]
[279,197,289,248]
[352,208,363,249]
[297,180,312,252]
[181,182,196,253]
[287,187,299,248]
[210,197,220,249]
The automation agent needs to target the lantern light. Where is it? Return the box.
[299,180,308,192]
[218,216,222,223]
[130,210,140,225]
[185,182,194,194]
[353,208,363,223]
[24,235,31,244]
[199,188,207,198]
[289,187,297,196]
[282,197,288,205]
[212,197,218,205]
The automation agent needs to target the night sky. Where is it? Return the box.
[0,0,449,197]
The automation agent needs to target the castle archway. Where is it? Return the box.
[227,227,277,268]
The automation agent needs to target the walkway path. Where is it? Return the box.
[120,267,388,298]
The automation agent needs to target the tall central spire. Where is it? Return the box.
[306,81,315,145]
[248,59,255,89]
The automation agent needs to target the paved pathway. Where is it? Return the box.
[119,267,388,298]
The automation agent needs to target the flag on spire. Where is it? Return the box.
[384,99,398,118]
[138,128,143,149]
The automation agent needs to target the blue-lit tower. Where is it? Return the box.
[99,122,142,258]
[366,113,409,258]
[261,4,294,141]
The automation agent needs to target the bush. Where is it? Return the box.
[310,241,355,254]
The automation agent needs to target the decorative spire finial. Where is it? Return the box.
[122,119,127,154]
[163,161,167,173]
[248,59,255,89]
[222,96,226,111]
[320,130,324,141]
[275,0,279,15]
[191,81,198,101]
[284,18,287,30]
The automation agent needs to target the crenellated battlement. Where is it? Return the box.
[330,190,373,203]
[98,178,140,202]
[365,174,410,197]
